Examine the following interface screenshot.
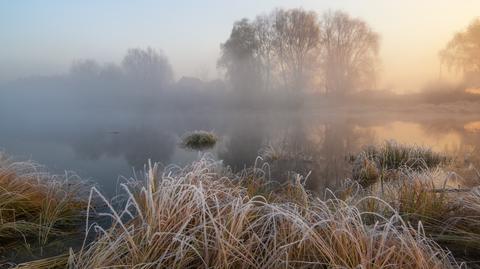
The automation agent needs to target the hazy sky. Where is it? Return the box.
[1,0,479,91]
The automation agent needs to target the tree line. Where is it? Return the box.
[218,9,380,97]
[68,8,480,98]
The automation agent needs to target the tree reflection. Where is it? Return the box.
[71,126,175,168]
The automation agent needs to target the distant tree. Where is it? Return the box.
[219,9,321,94]
[99,63,123,80]
[253,14,277,91]
[273,8,320,91]
[219,9,380,98]
[218,19,263,94]
[440,19,480,84]
[319,11,379,96]
[122,47,173,88]
[70,59,101,79]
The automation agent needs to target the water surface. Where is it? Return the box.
[2,109,479,194]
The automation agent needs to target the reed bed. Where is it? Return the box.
[66,156,457,269]
[351,140,448,187]
[346,167,480,265]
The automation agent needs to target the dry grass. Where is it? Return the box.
[351,140,448,187]
[259,142,312,162]
[66,156,457,269]
[345,167,480,265]
[0,152,88,264]
[13,142,479,268]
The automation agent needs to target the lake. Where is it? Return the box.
[2,109,479,195]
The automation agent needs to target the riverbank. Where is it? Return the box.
[3,142,480,268]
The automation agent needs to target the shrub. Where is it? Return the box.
[181,130,218,150]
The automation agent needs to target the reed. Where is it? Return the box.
[349,167,480,264]
[351,140,448,187]
[67,156,457,269]
[0,152,88,263]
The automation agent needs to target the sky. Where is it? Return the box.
[1,0,479,92]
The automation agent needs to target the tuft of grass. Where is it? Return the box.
[67,156,457,269]
[348,167,480,264]
[15,252,70,269]
[0,152,89,264]
[351,140,448,187]
[181,130,218,150]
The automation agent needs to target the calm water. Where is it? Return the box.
[2,109,480,195]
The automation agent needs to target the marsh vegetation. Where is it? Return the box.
[181,131,218,150]
[0,140,478,268]
[351,140,448,187]
[0,153,88,264]
[2,2,480,268]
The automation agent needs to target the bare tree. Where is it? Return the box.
[273,9,320,92]
[218,19,263,94]
[122,47,173,88]
[440,19,480,84]
[70,59,101,79]
[319,11,379,96]
[219,9,379,99]
[219,9,321,95]
[253,14,277,91]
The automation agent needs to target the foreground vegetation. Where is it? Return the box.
[0,153,88,264]
[5,141,480,268]
[354,169,480,261]
[67,157,457,268]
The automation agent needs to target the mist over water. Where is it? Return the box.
[5,3,480,267]
[1,6,480,197]
[1,88,479,195]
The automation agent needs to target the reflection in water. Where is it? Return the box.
[71,127,176,168]
[2,111,480,195]
[464,121,480,133]
[218,113,267,170]
[358,121,462,152]
[465,87,480,95]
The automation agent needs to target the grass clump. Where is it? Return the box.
[0,152,88,264]
[345,167,480,265]
[181,130,218,150]
[351,140,448,187]
[67,156,457,269]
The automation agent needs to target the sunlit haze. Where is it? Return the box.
[4,1,480,266]
[1,0,479,92]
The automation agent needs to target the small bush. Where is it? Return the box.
[181,130,217,150]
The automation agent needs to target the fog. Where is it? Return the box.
[2,5,480,194]
[3,1,480,89]
[4,4,480,267]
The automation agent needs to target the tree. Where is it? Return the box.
[218,19,263,94]
[219,9,380,98]
[219,9,321,94]
[122,47,173,88]
[70,59,101,79]
[319,11,379,96]
[440,19,480,84]
[253,14,277,91]
[273,8,320,91]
